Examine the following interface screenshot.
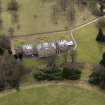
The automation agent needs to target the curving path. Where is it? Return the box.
[0,81,95,98]
[70,16,105,49]
[0,80,105,98]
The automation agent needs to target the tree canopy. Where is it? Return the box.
[0,51,28,91]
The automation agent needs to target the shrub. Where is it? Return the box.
[62,67,81,80]
[34,70,46,81]
[89,71,100,85]
[89,65,105,89]
[34,67,63,81]
[34,64,82,81]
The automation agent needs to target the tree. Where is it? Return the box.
[97,0,105,16]
[66,6,75,25]
[70,49,77,64]
[34,66,63,81]
[52,5,59,24]
[87,0,100,16]
[0,17,3,28]
[0,51,28,91]
[47,54,57,68]
[88,0,105,16]
[0,35,11,50]
[7,0,19,24]
[8,27,15,37]
[51,0,76,26]
[62,46,69,64]
[59,0,69,11]
[100,52,105,67]
[0,0,2,14]
[11,11,19,24]
[96,28,105,42]
[7,0,19,11]
[62,66,81,80]
[0,0,3,28]
[89,64,105,89]
[97,17,105,29]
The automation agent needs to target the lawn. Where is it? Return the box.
[1,0,95,36]
[74,22,105,64]
[22,53,71,72]
[12,31,70,47]
[23,57,47,72]
[1,1,105,105]
[21,21,105,66]
[0,84,105,105]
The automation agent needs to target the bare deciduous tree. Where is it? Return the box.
[59,0,69,11]
[97,17,105,29]
[0,0,3,28]
[0,35,11,50]
[0,51,28,91]
[70,49,77,64]
[8,27,15,37]
[7,0,19,24]
[51,0,76,26]
[47,54,57,68]
[66,6,75,25]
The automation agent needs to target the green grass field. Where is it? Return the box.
[1,1,105,104]
[74,23,105,64]
[0,84,105,105]
[1,0,95,36]
[0,61,103,105]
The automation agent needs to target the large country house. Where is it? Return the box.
[14,40,74,58]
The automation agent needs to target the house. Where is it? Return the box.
[14,40,74,57]
[37,42,56,58]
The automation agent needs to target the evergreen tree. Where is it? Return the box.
[89,65,105,89]
[100,52,105,67]
[96,28,105,42]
